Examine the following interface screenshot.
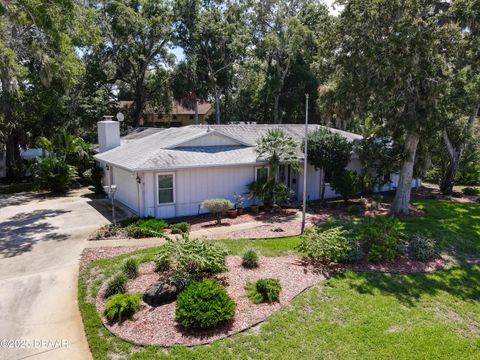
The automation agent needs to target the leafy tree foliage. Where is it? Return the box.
[304,128,352,200]
[333,0,458,214]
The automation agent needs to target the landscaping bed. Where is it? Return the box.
[93,253,445,347]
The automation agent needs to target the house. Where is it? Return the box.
[117,100,214,127]
[94,120,420,219]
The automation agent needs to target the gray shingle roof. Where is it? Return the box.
[94,124,362,171]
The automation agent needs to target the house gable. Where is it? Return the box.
[167,130,249,149]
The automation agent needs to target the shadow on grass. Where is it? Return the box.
[340,263,480,307]
[400,200,480,257]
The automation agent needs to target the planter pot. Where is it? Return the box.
[226,209,238,218]
[237,208,245,215]
[250,205,260,214]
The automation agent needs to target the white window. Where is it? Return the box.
[157,173,175,204]
[255,167,269,183]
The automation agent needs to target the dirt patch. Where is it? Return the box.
[95,254,446,347]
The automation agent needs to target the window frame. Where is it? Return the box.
[255,166,270,182]
[156,172,175,205]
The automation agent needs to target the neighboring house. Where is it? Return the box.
[94,121,421,219]
[117,100,214,127]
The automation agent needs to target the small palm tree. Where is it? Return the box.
[255,128,301,181]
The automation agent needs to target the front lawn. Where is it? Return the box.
[79,199,480,359]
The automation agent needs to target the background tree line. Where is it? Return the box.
[1,0,479,212]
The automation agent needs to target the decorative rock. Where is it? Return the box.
[143,282,178,306]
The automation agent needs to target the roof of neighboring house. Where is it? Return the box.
[117,100,213,116]
[94,124,363,172]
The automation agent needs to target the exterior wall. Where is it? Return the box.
[297,164,322,201]
[111,166,140,214]
[145,165,256,219]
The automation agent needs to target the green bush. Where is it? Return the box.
[201,198,233,224]
[122,258,138,279]
[346,204,362,214]
[165,270,194,292]
[463,187,480,196]
[155,235,228,276]
[127,217,168,238]
[359,217,402,262]
[170,222,191,234]
[297,226,350,264]
[247,179,294,209]
[154,256,172,272]
[105,274,127,298]
[32,156,78,193]
[343,240,365,263]
[104,293,141,322]
[242,248,259,268]
[409,235,436,261]
[175,279,236,329]
[245,278,281,303]
[330,170,362,203]
[82,166,104,194]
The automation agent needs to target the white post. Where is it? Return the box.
[301,94,309,234]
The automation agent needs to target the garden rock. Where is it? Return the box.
[143,282,178,306]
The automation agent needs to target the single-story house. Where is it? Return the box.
[117,100,214,127]
[94,120,420,219]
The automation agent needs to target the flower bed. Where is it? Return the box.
[94,254,445,347]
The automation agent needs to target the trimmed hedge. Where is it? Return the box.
[175,279,236,329]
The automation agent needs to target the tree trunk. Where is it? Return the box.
[440,104,479,194]
[390,132,420,215]
[214,89,221,125]
[5,131,20,179]
[273,94,280,124]
[320,169,326,202]
[194,99,199,125]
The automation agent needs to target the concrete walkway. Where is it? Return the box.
[0,188,131,360]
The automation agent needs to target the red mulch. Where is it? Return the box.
[95,255,446,347]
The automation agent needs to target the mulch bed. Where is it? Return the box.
[94,254,446,347]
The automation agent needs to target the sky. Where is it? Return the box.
[171,0,342,63]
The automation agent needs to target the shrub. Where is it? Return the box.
[122,258,138,279]
[165,270,194,292]
[330,170,362,203]
[343,240,365,263]
[104,293,141,322]
[170,222,191,234]
[154,255,172,272]
[155,235,228,276]
[241,248,258,268]
[409,235,436,261]
[463,187,480,196]
[245,278,281,304]
[247,179,294,209]
[372,194,384,203]
[297,226,350,264]
[82,166,104,194]
[105,274,127,298]
[359,217,402,262]
[32,156,78,193]
[127,217,168,238]
[201,198,233,224]
[175,279,236,329]
[346,204,362,214]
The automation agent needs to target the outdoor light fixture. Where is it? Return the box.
[103,184,118,226]
[136,175,141,184]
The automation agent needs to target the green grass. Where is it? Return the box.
[79,200,480,359]
[400,200,480,256]
[216,236,302,256]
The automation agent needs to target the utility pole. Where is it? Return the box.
[301,94,309,234]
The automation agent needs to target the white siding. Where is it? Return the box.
[111,166,139,213]
[148,165,256,219]
[297,164,321,201]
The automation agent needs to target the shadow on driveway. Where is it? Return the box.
[0,209,70,258]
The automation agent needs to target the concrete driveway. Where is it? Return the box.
[0,188,127,360]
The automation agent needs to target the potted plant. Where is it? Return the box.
[226,208,238,218]
[233,192,245,215]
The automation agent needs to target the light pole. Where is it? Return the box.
[103,185,118,226]
[301,94,309,234]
